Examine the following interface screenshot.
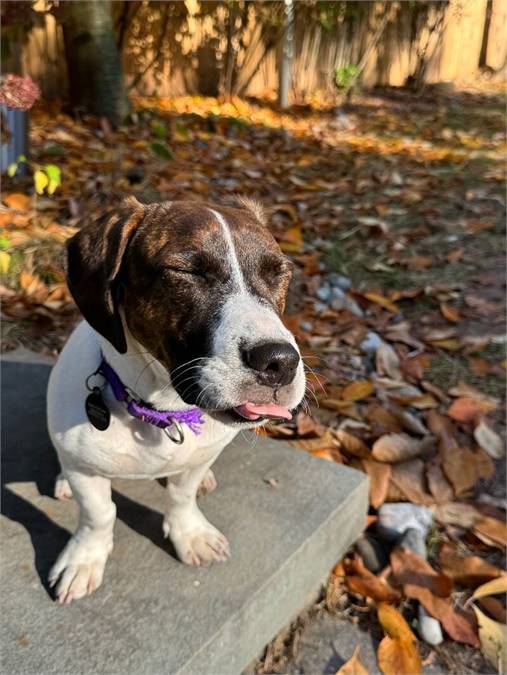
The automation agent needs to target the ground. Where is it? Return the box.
[1,79,505,673]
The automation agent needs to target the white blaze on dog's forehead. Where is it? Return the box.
[208,208,246,292]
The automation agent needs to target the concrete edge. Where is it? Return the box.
[180,466,370,675]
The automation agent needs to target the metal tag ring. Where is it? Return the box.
[163,418,185,444]
[85,372,106,392]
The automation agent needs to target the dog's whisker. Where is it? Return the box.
[133,357,158,390]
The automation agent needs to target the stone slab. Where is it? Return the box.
[1,359,368,675]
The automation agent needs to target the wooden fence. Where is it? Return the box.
[19,0,507,102]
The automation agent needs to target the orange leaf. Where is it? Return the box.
[377,636,421,675]
[447,397,496,423]
[377,603,421,675]
[344,556,401,604]
[363,292,398,313]
[440,303,459,322]
[336,646,369,675]
[3,192,31,210]
[342,380,374,401]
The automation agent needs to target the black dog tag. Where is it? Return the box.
[85,388,110,431]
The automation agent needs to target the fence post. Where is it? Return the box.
[278,0,294,108]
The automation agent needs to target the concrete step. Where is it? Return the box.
[1,358,368,675]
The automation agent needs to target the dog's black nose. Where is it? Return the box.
[242,341,300,387]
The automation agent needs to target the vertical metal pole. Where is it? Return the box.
[278,0,294,108]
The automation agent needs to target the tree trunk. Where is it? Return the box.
[62,0,129,125]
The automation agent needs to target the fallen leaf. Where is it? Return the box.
[376,603,421,675]
[336,430,371,458]
[471,604,507,673]
[363,292,398,313]
[376,343,401,380]
[0,251,10,275]
[391,549,479,646]
[342,380,375,401]
[365,405,403,435]
[391,547,453,597]
[474,516,507,549]
[447,397,497,423]
[336,646,369,675]
[427,411,479,496]
[429,338,461,351]
[439,543,505,588]
[472,576,507,602]
[344,555,401,604]
[406,255,432,271]
[440,303,459,322]
[377,636,421,675]
[426,458,454,503]
[389,459,433,505]
[3,192,31,210]
[470,577,507,672]
[372,433,426,463]
[474,419,504,459]
[362,459,392,508]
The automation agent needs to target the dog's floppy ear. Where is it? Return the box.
[65,197,145,354]
[230,195,266,226]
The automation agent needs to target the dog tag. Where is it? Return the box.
[85,388,110,431]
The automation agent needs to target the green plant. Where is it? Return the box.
[7,155,61,195]
[334,64,360,89]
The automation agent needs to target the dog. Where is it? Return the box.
[47,196,306,603]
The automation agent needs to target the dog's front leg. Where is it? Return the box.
[49,470,116,603]
[163,458,230,566]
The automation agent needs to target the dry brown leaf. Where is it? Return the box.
[365,405,403,435]
[427,411,479,496]
[336,430,371,458]
[479,597,507,624]
[391,547,453,597]
[390,549,479,646]
[429,338,461,351]
[474,419,504,459]
[438,543,505,588]
[335,646,369,675]
[448,382,499,407]
[474,516,507,549]
[389,459,434,505]
[376,603,421,675]
[447,397,497,423]
[362,459,392,508]
[363,292,398,313]
[3,192,31,210]
[440,303,459,322]
[344,555,401,603]
[372,433,425,463]
[342,380,375,401]
[426,458,454,504]
[376,343,401,380]
[434,501,480,529]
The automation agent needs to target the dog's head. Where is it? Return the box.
[66,197,305,426]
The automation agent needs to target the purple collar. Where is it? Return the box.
[97,358,204,441]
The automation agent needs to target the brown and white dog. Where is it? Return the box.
[47,197,305,603]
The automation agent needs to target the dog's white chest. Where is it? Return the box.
[47,322,238,480]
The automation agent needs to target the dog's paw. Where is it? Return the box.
[163,514,230,566]
[48,538,111,603]
[196,469,217,497]
[54,473,73,500]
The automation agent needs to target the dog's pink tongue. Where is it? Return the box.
[235,402,292,421]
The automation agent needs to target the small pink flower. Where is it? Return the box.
[0,74,40,111]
